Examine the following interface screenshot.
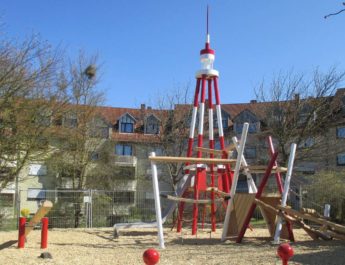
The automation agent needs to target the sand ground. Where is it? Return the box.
[0,227,344,265]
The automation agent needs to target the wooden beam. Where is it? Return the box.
[149,156,236,165]
[206,187,232,197]
[224,143,236,151]
[277,205,345,234]
[25,200,53,237]
[195,147,225,155]
[242,165,287,174]
[160,194,228,204]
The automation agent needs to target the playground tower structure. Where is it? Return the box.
[177,7,233,235]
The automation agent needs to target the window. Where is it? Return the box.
[119,114,135,133]
[148,147,163,156]
[145,115,160,134]
[214,116,229,129]
[0,194,14,207]
[64,112,77,128]
[115,144,133,156]
[235,122,258,134]
[244,147,256,159]
[337,127,345,138]
[121,123,133,133]
[90,127,109,138]
[27,189,46,201]
[28,164,47,176]
[90,152,99,160]
[298,137,314,148]
[337,153,345,166]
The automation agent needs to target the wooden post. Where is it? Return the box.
[25,200,53,237]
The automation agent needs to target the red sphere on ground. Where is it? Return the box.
[143,248,160,265]
[277,243,294,263]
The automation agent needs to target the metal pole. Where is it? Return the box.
[18,217,26,248]
[150,152,165,249]
[221,122,249,241]
[41,217,49,249]
[90,189,93,228]
[273,143,297,244]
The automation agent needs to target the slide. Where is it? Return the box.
[113,174,191,237]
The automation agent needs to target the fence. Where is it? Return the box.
[1,179,344,231]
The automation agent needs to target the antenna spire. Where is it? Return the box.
[207,5,209,35]
[206,5,210,43]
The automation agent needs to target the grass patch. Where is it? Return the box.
[250,218,266,227]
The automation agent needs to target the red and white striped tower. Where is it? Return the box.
[177,7,232,235]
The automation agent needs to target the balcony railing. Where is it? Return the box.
[114,155,137,166]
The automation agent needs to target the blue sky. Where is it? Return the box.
[1,1,345,108]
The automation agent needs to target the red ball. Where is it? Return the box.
[277,243,294,261]
[143,248,160,265]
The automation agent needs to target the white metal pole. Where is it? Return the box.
[324,204,331,218]
[221,123,249,241]
[90,190,93,228]
[150,152,165,249]
[273,143,297,244]
[232,136,257,194]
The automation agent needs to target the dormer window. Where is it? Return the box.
[214,111,229,129]
[64,112,77,128]
[145,114,160,134]
[233,110,260,134]
[119,113,136,133]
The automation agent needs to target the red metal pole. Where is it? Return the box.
[268,136,295,242]
[213,76,231,193]
[18,217,26,248]
[177,78,201,233]
[208,78,216,232]
[192,76,207,235]
[236,152,279,243]
[41,217,48,249]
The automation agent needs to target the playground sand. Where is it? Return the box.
[0,227,344,265]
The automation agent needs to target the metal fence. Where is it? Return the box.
[1,179,344,231]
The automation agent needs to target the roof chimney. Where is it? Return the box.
[294,93,300,102]
[147,106,152,110]
[141,104,146,110]
[250,100,257,104]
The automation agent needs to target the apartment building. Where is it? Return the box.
[1,88,345,221]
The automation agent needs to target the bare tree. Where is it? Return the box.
[45,52,105,227]
[324,2,345,19]
[0,34,68,191]
[255,67,345,164]
[152,84,193,188]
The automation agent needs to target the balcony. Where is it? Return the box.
[114,155,137,166]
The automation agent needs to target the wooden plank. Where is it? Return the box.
[325,230,345,240]
[25,200,53,237]
[227,194,256,237]
[224,143,236,151]
[195,147,225,155]
[206,187,231,197]
[244,166,287,173]
[149,156,236,165]
[259,196,289,240]
[278,205,345,234]
[161,194,227,204]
